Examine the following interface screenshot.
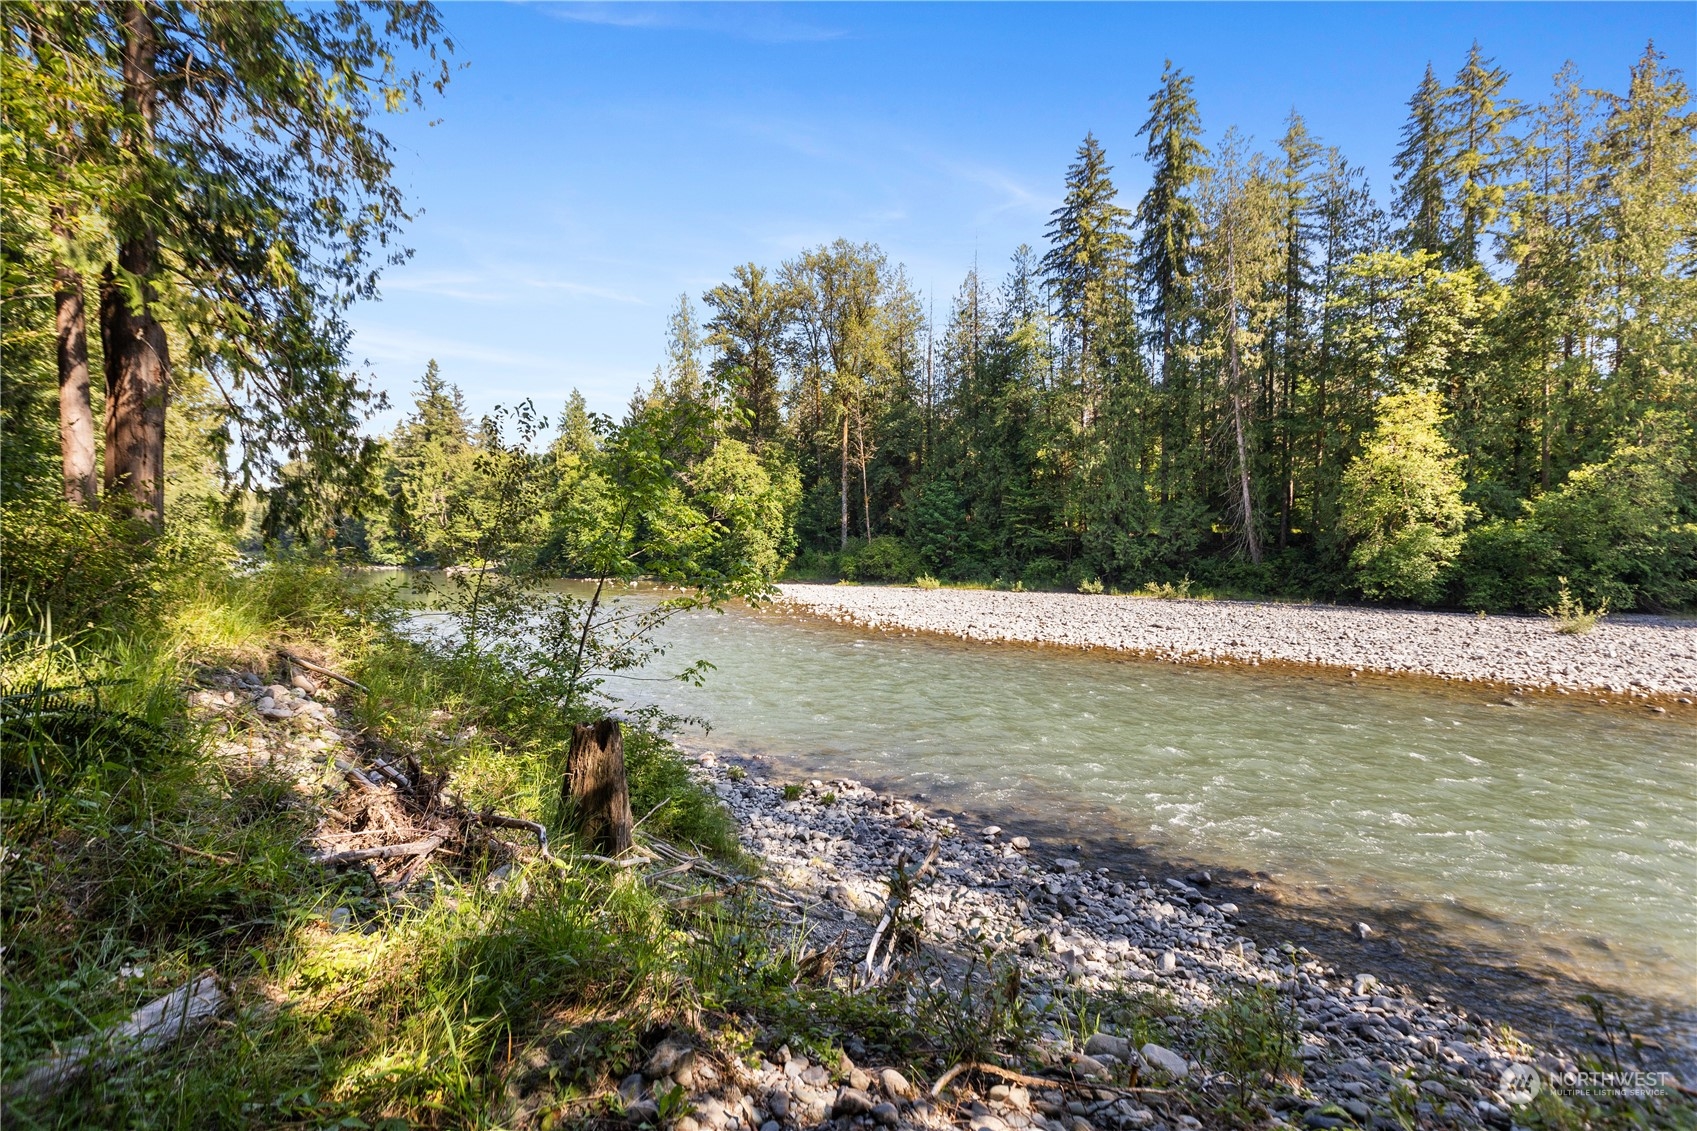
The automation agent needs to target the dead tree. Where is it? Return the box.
[562,719,633,855]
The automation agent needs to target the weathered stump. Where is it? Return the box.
[562,718,633,855]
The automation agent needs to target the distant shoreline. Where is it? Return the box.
[776,583,1697,704]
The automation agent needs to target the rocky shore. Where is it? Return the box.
[678,748,1636,1131]
[776,584,1697,700]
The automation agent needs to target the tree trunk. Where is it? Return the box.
[101,2,168,528]
[100,254,169,528]
[55,246,96,506]
[839,407,850,551]
[562,719,632,855]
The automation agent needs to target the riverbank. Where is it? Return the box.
[776,584,1697,701]
[678,746,1690,1129]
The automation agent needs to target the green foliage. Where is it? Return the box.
[846,536,921,583]
[1544,579,1609,634]
[1462,417,1697,611]
[1340,391,1475,602]
[1196,984,1301,1101]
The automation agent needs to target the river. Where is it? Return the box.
[410,579,1697,1059]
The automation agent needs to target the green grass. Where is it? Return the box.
[0,560,743,1128]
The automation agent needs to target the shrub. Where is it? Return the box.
[846,536,921,583]
[914,574,941,590]
[1544,578,1608,635]
[1198,984,1300,1100]
[1339,390,1474,603]
[1461,416,1697,612]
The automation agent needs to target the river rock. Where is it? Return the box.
[833,1087,876,1116]
[645,1036,696,1079]
[1083,1033,1131,1061]
[878,1067,914,1098]
[1138,1043,1188,1080]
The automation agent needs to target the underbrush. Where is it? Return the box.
[0,558,740,1128]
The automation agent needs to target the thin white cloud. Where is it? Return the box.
[382,267,645,306]
[541,2,846,44]
[352,325,563,374]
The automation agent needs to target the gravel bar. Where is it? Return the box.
[683,750,1645,1131]
[777,585,1697,699]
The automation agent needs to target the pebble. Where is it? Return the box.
[833,1087,876,1117]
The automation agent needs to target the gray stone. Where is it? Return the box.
[1011,836,1031,850]
[1054,858,1082,874]
[1067,1054,1110,1080]
[1138,1043,1189,1080]
[761,1123,781,1131]
[619,1073,646,1102]
[645,1036,696,1079]
[625,1100,659,1126]
[1341,1100,1370,1119]
[1418,1080,1448,1098]
[834,1087,877,1117]
[878,1067,914,1098]
[1083,1033,1131,1062]
[870,1103,898,1126]
[1301,1114,1345,1130]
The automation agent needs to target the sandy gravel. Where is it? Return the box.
[777,584,1697,698]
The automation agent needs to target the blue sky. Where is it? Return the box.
[348,1,1696,429]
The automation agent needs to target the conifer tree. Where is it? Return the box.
[1394,64,1449,259]
[1041,132,1129,424]
[1442,42,1519,266]
[1134,61,1206,501]
[1591,42,1697,428]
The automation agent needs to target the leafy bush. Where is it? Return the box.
[846,536,921,583]
[1340,391,1474,603]
[0,498,153,624]
[915,574,941,590]
[1544,578,1608,634]
[1198,984,1300,1100]
[1461,416,1697,612]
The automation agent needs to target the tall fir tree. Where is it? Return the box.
[1041,132,1130,425]
[1134,61,1206,503]
[1442,42,1520,267]
[1394,64,1449,259]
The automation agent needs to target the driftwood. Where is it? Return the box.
[7,973,224,1098]
[311,833,445,866]
[562,719,633,855]
[930,1060,1168,1099]
[278,650,369,695]
[477,811,552,856]
[858,838,940,986]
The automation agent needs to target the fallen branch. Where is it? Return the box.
[145,831,235,867]
[311,834,445,866]
[930,1062,968,1098]
[962,1060,1168,1096]
[667,890,725,910]
[859,838,940,986]
[333,758,385,790]
[279,651,369,695]
[6,973,224,1099]
[477,811,552,857]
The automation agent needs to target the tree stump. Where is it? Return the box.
[562,718,633,855]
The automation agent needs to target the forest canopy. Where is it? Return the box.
[4,26,1693,613]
